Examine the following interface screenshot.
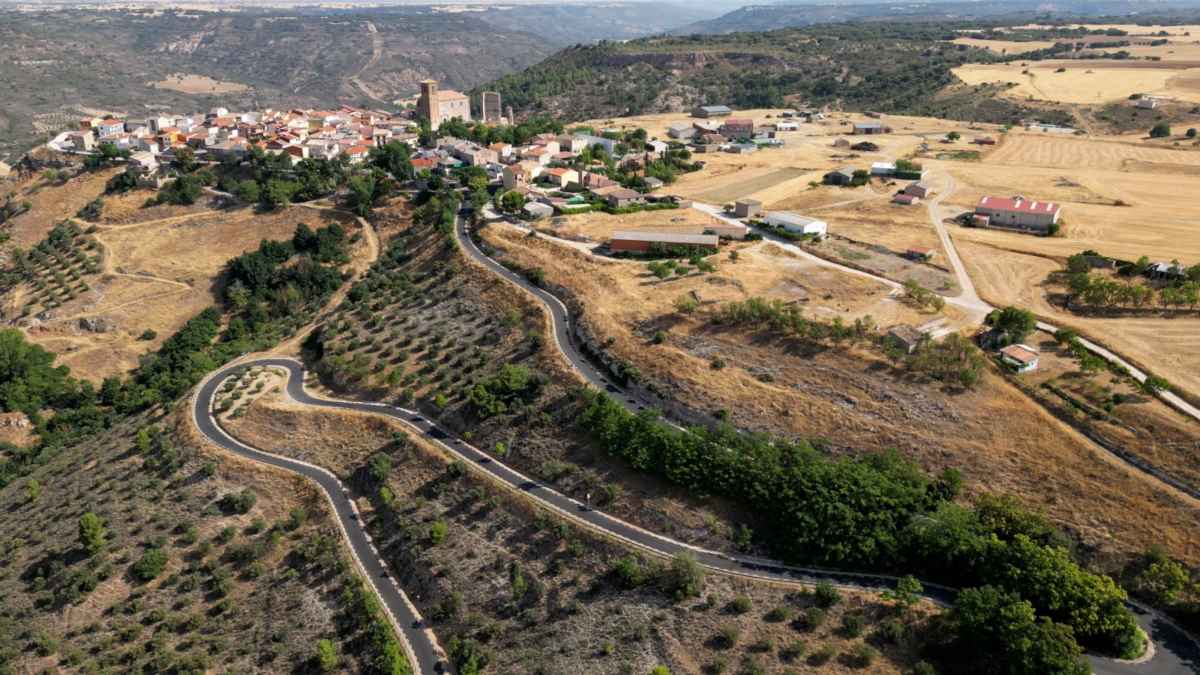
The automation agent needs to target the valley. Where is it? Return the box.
[3,6,1200,675]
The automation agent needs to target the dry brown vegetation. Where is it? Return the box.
[3,192,364,381]
[478,222,1200,567]
[226,389,935,674]
[0,404,375,673]
[1,167,117,249]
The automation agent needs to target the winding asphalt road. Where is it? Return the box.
[186,214,1200,674]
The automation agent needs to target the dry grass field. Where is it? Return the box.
[543,207,732,243]
[477,223,1200,566]
[483,222,933,335]
[1,168,118,248]
[9,204,361,381]
[225,393,932,675]
[580,109,984,208]
[148,72,249,94]
[949,37,1059,53]
[955,239,1200,401]
[952,60,1200,103]
[923,129,1200,396]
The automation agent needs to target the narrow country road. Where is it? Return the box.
[187,215,1200,675]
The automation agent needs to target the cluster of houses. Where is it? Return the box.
[429,131,690,220]
[661,105,819,155]
[50,104,422,186]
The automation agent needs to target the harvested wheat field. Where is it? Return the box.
[953,60,1200,103]
[949,37,1059,53]
[479,223,1200,566]
[15,205,361,381]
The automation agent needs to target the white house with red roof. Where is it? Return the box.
[974,196,1061,234]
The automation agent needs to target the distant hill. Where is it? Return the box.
[0,7,553,157]
[470,2,720,44]
[674,0,1200,35]
[477,22,1064,125]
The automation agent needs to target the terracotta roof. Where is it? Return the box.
[977,196,1059,215]
[1000,344,1039,365]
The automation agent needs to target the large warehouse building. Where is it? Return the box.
[973,196,1062,234]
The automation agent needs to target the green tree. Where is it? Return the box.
[943,586,1089,675]
[171,146,197,173]
[132,547,168,581]
[234,179,260,204]
[1149,122,1172,138]
[1187,128,1197,138]
[498,190,526,214]
[946,131,961,141]
[884,574,923,611]
[26,478,41,502]
[660,551,705,600]
[315,638,339,672]
[987,306,1037,343]
[263,179,298,209]
[78,511,107,556]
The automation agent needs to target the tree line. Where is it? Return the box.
[576,390,1142,672]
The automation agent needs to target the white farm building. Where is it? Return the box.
[764,212,827,238]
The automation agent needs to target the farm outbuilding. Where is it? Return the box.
[764,212,827,238]
[824,169,855,186]
[733,199,763,219]
[974,196,1061,234]
[610,231,719,254]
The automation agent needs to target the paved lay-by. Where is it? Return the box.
[188,214,1200,675]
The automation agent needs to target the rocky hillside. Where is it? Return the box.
[479,23,1054,124]
[674,0,1200,35]
[0,8,553,158]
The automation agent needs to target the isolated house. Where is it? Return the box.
[893,193,920,206]
[1000,344,1040,373]
[904,182,933,199]
[853,122,886,135]
[871,162,896,176]
[886,325,925,354]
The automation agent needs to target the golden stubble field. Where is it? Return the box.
[952,60,1200,103]
[478,222,1200,564]
[925,130,1200,397]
